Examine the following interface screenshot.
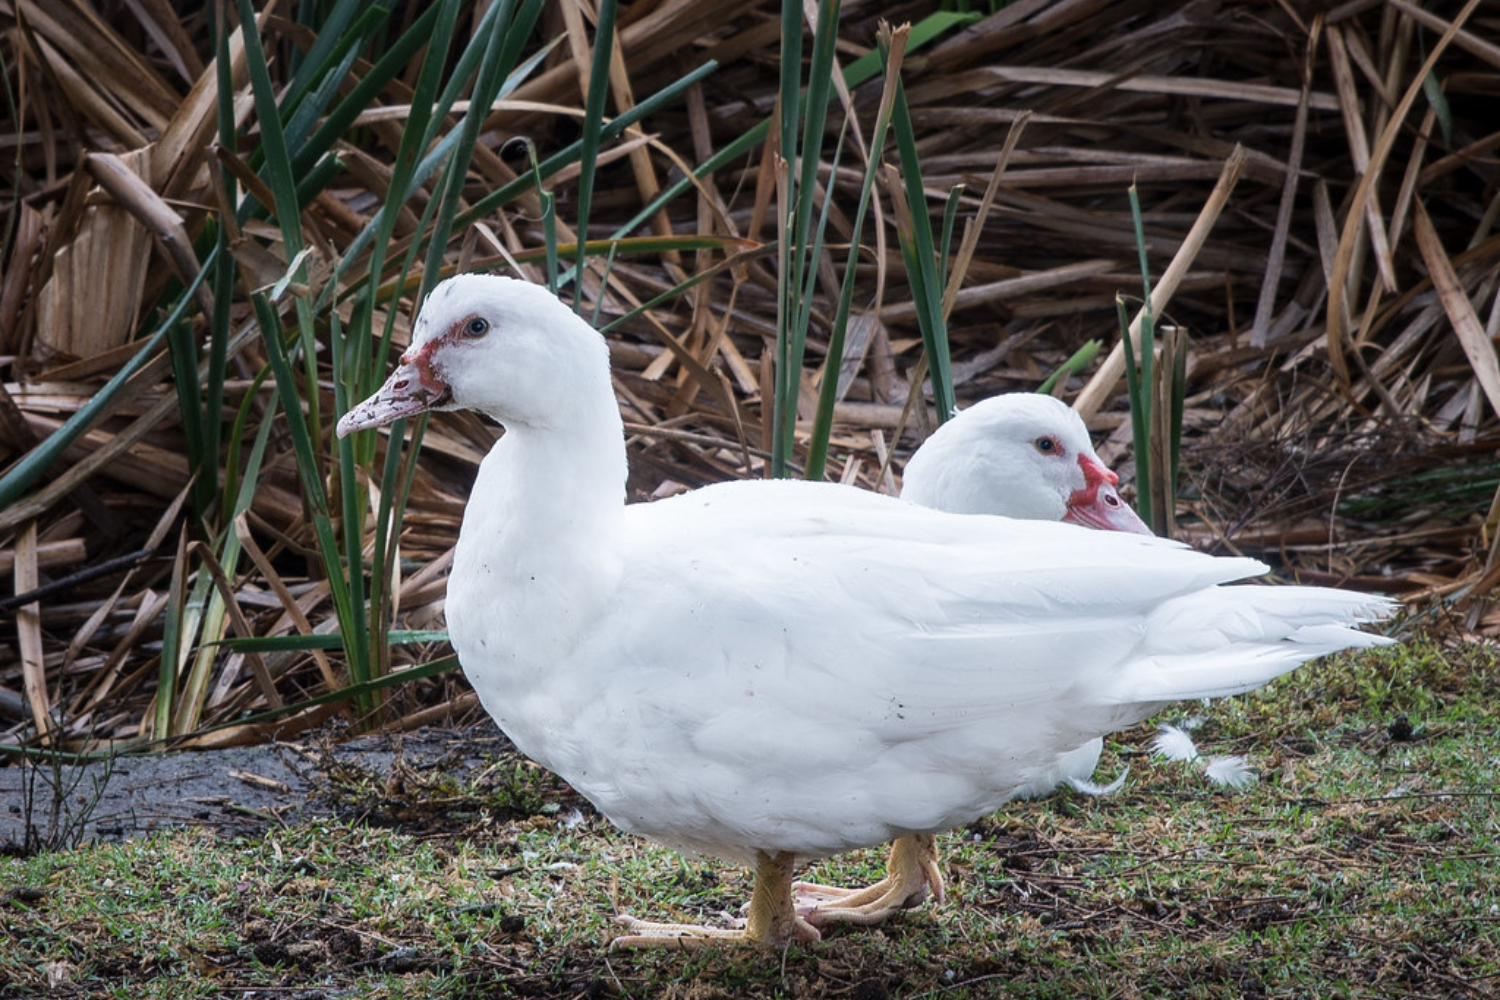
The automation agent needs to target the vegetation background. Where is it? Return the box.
[1,0,1497,746]
[0,0,1498,995]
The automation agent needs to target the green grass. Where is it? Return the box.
[3,639,1496,998]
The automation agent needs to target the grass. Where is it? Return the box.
[3,638,1496,999]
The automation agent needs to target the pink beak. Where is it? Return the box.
[337,353,450,438]
[1063,456,1153,535]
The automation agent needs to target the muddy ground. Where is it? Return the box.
[0,724,513,852]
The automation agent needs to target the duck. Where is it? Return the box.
[338,273,1395,949]
[900,392,1151,535]
[789,394,1154,929]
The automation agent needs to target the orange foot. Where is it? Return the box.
[612,851,822,949]
[793,833,943,928]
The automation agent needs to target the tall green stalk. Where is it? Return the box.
[572,0,619,309]
[771,0,842,478]
[1120,183,1185,536]
[804,26,908,481]
[888,60,956,424]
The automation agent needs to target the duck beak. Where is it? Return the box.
[336,354,451,437]
[1063,456,1153,534]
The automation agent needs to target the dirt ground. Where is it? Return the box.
[0,724,511,850]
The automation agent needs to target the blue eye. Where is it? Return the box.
[465,317,489,337]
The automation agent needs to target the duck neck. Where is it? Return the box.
[445,385,627,737]
[470,396,628,566]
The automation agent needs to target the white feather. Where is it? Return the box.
[1203,755,1257,789]
[1150,724,1202,762]
[1066,769,1129,796]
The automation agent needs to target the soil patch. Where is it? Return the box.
[0,723,519,852]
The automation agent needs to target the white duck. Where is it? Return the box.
[789,394,1154,928]
[901,393,1150,534]
[338,274,1394,949]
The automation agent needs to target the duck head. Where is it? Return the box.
[337,274,610,437]
[901,393,1152,535]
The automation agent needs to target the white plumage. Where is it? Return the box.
[338,274,1395,947]
[900,392,1151,802]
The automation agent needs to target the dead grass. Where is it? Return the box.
[2,0,1499,749]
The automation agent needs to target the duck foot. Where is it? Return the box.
[611,851,822,949]
[794,833,944,928]
[612,915,746,950]
[611,913,821,949]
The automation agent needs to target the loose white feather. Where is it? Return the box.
[1066,769,1129,796]
[1151,723,1258,790]
[1151,723,1201,762]
[1203,755,1257,788]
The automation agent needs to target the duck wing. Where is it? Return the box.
[550,480,1391,860]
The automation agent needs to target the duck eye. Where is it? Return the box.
[464,317,489,337]
[1034,436,1059,455]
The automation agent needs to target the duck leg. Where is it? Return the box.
[792,833,943,928]
[611,850,822,949]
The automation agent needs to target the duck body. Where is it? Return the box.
[447,439,1375,866]
[341,274,1395,941]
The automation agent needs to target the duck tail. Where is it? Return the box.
[1107,586,1396,704]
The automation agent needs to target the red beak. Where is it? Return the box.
[1063,456,1153,534]
[337,352,450,437]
